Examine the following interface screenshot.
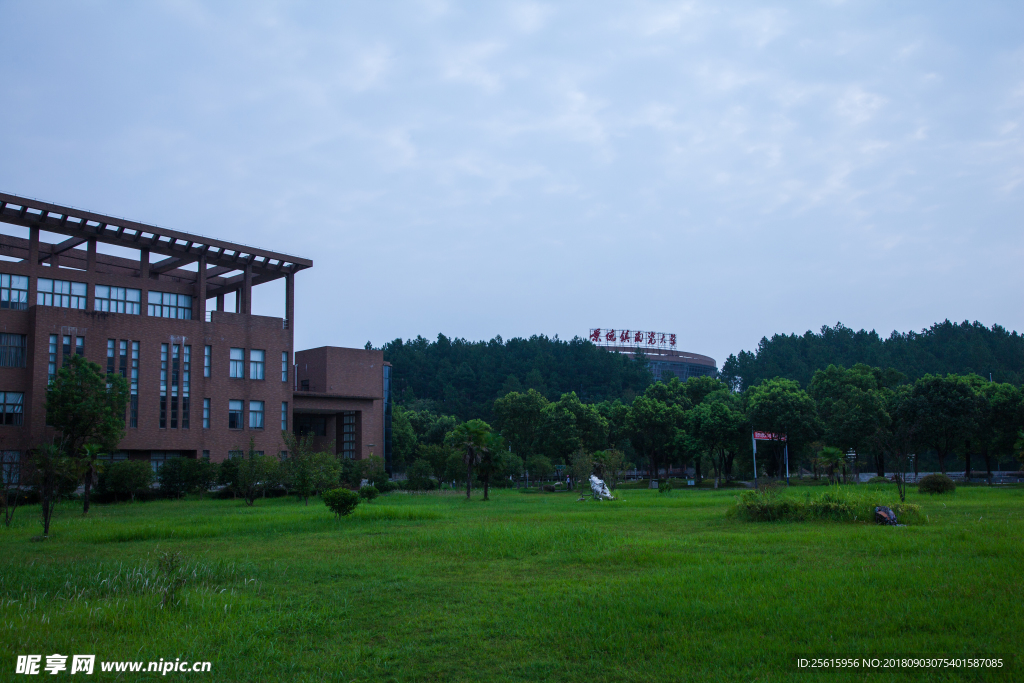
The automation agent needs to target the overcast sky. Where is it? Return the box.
[1,1,1020,366]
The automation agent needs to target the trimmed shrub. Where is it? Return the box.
[322,488,360,517]
[375,480,398,494]
[99,460,154,502]
[358,485,379,501]
[867,476,891,484]
[918,473,956,495]
[658,480,672,494]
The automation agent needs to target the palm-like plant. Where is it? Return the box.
[819,446,845,484]
[448,419,492,500]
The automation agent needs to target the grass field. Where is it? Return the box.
[1,485,1022,682]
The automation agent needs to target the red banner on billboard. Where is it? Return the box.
[588,329,677,349]
[752,431,786,441]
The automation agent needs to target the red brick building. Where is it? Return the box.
[0,192,391,476]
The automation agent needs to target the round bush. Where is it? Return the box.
[322,488,360,516]
[918,473,956,495]
[358,485,379,501]
[375,480,397,494]
[658,480,672,494]
[867,476,891,484]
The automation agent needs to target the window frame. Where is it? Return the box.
[229,348,244,379]
[249,400,265,430]
[228,399,243,430]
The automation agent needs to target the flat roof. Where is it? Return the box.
[0,192,312,289]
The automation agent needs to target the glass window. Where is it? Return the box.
[47,334,57,381]
[342,411,356,459]
[203,398,210,429]
[204,345,211,378]
[150,451,181,473]
[94,285,141,314]
[0,334,26,368]
[281,352,288,382]
[0,274,28,310]
[228,450,244,459]
[0,451,21,484]
[159,344,168,429]
[229,348,244,378]
[147,291,192,319]
[0,392,24,426]
[249,349,265,380]
[281,401,287,431]
[249,400,264,430]
[130,342,139,428]
[228,399,243,429]
[37,278,86,309]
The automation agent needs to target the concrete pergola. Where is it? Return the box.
[0,192,312,324]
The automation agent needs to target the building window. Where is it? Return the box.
[130,342,139,428]
[204,345,211,378]
[281,352,288,382]
[249,349,265,380]
[1,451,21,484]
[94,285,141,314]
[107,339,115,375]
[342,411,356,459]
[0,274,28,310]
[147,291,193,319]
[119,340,128,378]
[62,335,84,368]
[48,334,57,381]
[228,400,243,429]
[37,278,86,309]
[0,334,26,368]
[159,343,168,429]
[97,451,128,463]
[228,450,243,459]
[0,392,24,426]
[249,400,264,429]
[300,379,309,391]
[203,398,210,429]
[182,345,190,429]
[229,348,244,378]
[150,451,181,473]
[281,401,288,431]
[294,414,326,436]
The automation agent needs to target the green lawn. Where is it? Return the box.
[1,485,1021,682]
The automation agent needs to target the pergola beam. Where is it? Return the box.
[0,193,312,284]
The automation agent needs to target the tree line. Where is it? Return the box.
[392,365,1024,491]
[720,320,1024,390]
[381,333,652,422]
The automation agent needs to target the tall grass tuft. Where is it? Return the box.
[732,485,923,524]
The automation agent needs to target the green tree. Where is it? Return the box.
[475,432,505,500]
[975,382,1022,476]
[406,458,435,490]
[909,374,984,474]
[390,405,418,472]
[45,355,130,514]
[625,395,685,483]
[100,459,153,502]
[26,443,80,537]
[745,378,821,477]
[687,392,747,487]
[232,439,278,506]
[283,433,342,505]
[808,364,890,476]
[492,389,549,459]
[447,419,493,499]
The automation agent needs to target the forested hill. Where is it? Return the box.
[720,320,1024,391]
[381,334,652,421]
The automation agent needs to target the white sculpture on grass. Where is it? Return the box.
[589,474,614,500]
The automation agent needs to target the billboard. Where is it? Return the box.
[589,329,677,349]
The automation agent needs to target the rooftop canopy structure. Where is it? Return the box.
[0,192,312,318]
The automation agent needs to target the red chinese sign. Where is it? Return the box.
[588,329,678,349]
[752,431,787,441]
